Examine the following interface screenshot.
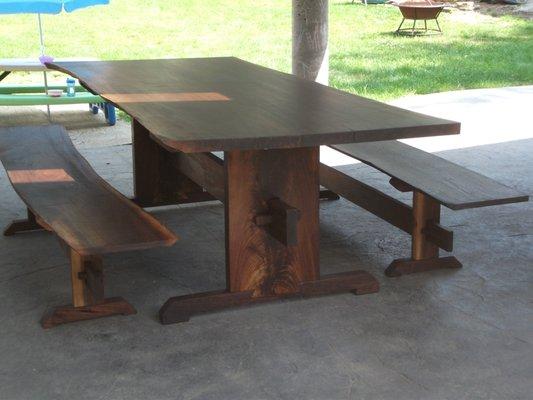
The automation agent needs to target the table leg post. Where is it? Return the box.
[386,190,462,277]
[159,147,378,324]
[131,119,211,207]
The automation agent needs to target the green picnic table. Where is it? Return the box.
[0,59,116,125]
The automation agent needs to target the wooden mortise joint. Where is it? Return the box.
[40,250,136,328]
[254,198,300,246]
[386,190,462,277]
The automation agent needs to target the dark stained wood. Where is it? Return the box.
[48,58,460,153]
[0,125,177,256]
[387,191,461,277]
[320,163,413,234]
[3,208,45,236]
[412,190,440,260]
[159,270,379,324]
[385,256,462,277]
[332,141,529,210]
[423,221,453,253]
[132,119,209,207]
[173,151,225,201]
[41,297,137,329]
[82,256,105,306]
[319,189,340,200]
[320,163,454,251]
[40,250,133,328]
[160,290,254,324]
[225,147,320,297]
[389,177,413,193]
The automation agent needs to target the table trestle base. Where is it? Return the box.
[159,270,379,325]
[134,138,379,325]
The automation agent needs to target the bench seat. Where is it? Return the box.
[0,125,177,328]
[322,140,529,277]
[331,141,528,210]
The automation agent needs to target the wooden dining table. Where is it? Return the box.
[49,57,460,324]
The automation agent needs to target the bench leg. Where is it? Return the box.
[40,250,136,328]
[319,189,340,201]
[4,209,46,236]
[385,190,462,277]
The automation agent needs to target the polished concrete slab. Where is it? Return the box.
[0,90,531,400]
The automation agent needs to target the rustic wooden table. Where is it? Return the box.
[50,57,460,324]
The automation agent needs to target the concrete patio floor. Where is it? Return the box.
[0,87,531,400]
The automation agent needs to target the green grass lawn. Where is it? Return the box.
[0,0,531,101]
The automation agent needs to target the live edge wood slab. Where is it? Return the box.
[0,125,177,328]
[49,57,460,153]
[48,58,461,324]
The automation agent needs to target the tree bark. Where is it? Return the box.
[292,0,329,84]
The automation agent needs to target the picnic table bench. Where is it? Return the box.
[1,57,528,329]
[321,140,529,277]
[0,125,177,328]
[0,59,116,125]
[46,57,463,325]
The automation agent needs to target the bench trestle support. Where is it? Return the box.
[40,250,136,328]
[386,189,462,277]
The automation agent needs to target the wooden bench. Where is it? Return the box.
[0,125,177,328]
[320,140,529,277]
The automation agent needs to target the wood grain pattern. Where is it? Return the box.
[159,270,379,324]
[0,125,177,255]
[225,147,320,297]
[332,141,529,210]
[48,58,460,153]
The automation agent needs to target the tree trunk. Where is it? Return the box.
[292,0,329,84]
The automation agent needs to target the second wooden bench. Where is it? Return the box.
[321,140,529,277]
[0,125,177,328]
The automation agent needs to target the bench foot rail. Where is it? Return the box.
[3,209,46,236]
[386,256,462,277]
[41,250,136,329]
[387,189,462,277]
[41,297,136,329]
[159,270,379,325]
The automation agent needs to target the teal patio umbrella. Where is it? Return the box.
[0,0,109,114]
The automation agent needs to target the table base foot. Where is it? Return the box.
[159,270,379,325]
[385,256,462,277]
[40,297,137,329]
